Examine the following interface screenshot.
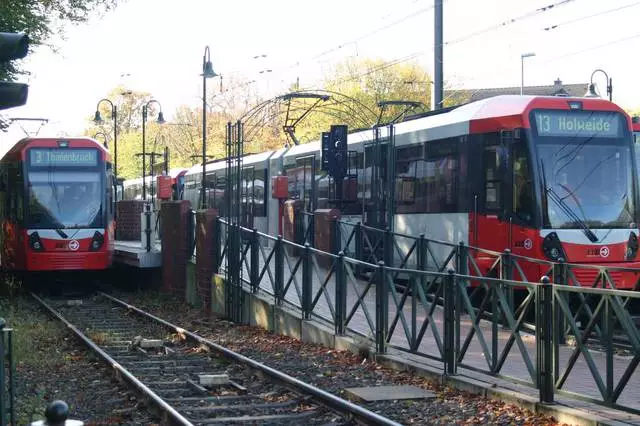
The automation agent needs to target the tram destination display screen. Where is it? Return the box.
[28,149,98,167]
[532,110,624,138]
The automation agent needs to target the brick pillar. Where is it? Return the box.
[283,199,304,256]
[314,208,341,269]
[195,209,219,312]
[116,200,146,241]
[161,200,191,295]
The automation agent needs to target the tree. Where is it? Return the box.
[288,58,432,144]
[0,0,121,80]
[84,86,160,179]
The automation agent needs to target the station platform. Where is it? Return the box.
[113,240,161,268]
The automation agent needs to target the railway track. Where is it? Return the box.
[32,292,402,426]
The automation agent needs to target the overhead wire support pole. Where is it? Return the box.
[434,0,444,110]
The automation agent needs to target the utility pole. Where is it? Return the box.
[434,0,444,110]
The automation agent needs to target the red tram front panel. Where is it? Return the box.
[462,97,640,288]
[0,137,113,272]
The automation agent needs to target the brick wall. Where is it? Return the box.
[314,208,341,269]
[161,200,191,295]
[116,200,146,241]
[195,209,219,312]
[283,199,303,256]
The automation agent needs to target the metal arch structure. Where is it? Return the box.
[376,100,425,127]
[237,89,383,147]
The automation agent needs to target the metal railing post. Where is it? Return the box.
[537,275,555,404]
[444,268,457,375]
[553,259,567,347]
[355,222,363,274]
[275,235,284,306]
[7,325,14,426]
[335,251,347,335]
[376,261,389,354]
[331,218,341,254]
[501,249,513,328]
[456,241,468,318]
[384,228,393,268]
[214,218,221,272]
[250,229,259,293]
[144,203,152,252]
[302,243,312,320]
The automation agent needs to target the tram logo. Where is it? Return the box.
[599,246,610,258]
[68,240,79,251]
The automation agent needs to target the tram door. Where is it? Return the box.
[295,156,315,245]
[241,166,254,230]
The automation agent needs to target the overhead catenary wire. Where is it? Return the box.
[543,1,640,31]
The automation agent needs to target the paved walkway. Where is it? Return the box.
[219,234,640,420]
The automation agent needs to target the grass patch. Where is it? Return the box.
[0,297,65,368]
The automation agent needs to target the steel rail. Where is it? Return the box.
[99,291,403,426]
[31,293,194,426]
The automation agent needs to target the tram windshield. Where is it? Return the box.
[27,171,104,229]
[533,109,636,234]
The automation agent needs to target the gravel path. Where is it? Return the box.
[1,296,159,425]
[116,290,570,426]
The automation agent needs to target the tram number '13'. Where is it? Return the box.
[537,114,551,133]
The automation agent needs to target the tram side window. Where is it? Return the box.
[513,141,534,224]
[295,156,315,212]
[395,145,425,213]
[483,146,501,210]
[425,140,459,213]
[253,169,267,217]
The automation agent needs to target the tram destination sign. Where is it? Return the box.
[533,110,623,138]
[29,149,98,167]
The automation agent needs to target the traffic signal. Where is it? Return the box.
[0,32,29,111]
[329,124,348,177]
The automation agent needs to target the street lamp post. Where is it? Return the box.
[93,98,118,185]
[520,52,536,95]
[585,69,613,101]
[141,100,166,200]
[93,131,109,149]
[201,46,219,209]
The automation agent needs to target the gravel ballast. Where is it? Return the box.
[116,290,570,426]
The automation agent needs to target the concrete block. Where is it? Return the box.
[274,306,302,340]
[345,385,436,402]
[301,320,335,348]
[250,294,273,331]
[199,374,229,387]
[335,335,363,355]
[211,274,226,316]
[140,339,163,349]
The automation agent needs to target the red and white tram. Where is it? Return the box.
[0,137,114,272]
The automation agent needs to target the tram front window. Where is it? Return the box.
[534,110,635,234]
[27,171,104,229]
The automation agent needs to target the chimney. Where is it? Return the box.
[554,78,562,87]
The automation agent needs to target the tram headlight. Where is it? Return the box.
[542,232,566,261]
[626,232,638,261]
[89,231,104,251]
[29,232,44,252]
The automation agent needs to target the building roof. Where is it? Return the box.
[445,78,590,103]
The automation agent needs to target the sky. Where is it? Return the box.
[1,0,639,149]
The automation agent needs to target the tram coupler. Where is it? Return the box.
[30,400,84,426]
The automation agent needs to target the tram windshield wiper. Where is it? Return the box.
[55,228,68,239]
[546,186,599,243]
